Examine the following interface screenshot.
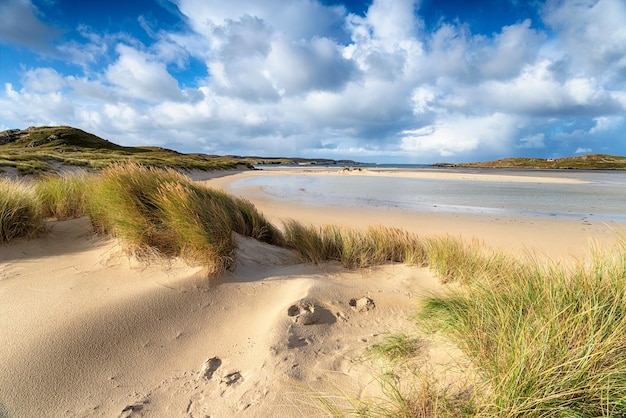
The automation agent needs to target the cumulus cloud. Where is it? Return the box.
[21,68,67,93]
[0,0,625,161]
[105,44,185,102]
[542,0,626,80]
[590,116,624,134]
[400,113,518,158]
[173,0,347,41]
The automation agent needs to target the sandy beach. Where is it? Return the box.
[0,167,622,417]
[203,168,622,261]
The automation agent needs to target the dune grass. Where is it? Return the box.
[85,163,282,273]
[317,371,475,418]
[34,172,90,220]
[318,330,476,418]
[282,220,427,268]
[423,235,518,284]
[0,178,43,243]
[368,333,425,362]
[419,241,626,417]
[2,163,281,273]
[283,222,626,416]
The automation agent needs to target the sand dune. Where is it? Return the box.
[0,217,451,417]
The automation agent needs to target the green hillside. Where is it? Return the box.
[0,126,360,176]
[439,154,626,170]
[0,126,254,176]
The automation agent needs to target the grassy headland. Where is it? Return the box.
[0,126,358,177]
[437,154,626,170]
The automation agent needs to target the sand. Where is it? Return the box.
[0,167,621,417]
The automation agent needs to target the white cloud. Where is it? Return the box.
[173,0,346,41]
[590,116,624,134]
[1,83,74,125]
[411,86,436,114]
[518,133,545,149]
[22,68,67,93]
[265,37,355,95]
[105,44,185,102]
[542,0,626,79]
[357,0,419,43]
[1,0,626,161]
[575,147,592,154]
[400,113,518,158]
[477,20,545,79]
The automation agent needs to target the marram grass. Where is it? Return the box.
[282,220,427,268]
[419,242,626,417]
[85,163,282,273]
[35,172,90,220]
[0,178,43,243]
[287,223,626,416]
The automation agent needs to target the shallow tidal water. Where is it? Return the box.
[230,167,626,223]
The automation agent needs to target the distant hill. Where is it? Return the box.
[436,154,626,170]
[0,126,127,150]
[0,126,358,176]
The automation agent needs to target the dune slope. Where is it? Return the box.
[0,217,451,417]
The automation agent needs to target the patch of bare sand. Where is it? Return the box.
[0,218,455,417]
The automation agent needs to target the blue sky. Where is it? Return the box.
[0,0,625,163]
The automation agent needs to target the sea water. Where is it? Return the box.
[229,167,626,223]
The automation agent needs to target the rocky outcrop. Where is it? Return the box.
[0,129,22,145]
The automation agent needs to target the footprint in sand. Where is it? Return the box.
[201,356,222,380]
[349,296,375,312]
[287,300,321,325]
[220,370,242,387]
[119,399,149,417]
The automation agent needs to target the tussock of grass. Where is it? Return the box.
[420,245,626,416]
[282,221,426,268]
[85,163,282,273]
[35,172,89,220]
[423,236,517,284]
[86,163,190,252]
[0,178,43,243]
[369,333,424,362]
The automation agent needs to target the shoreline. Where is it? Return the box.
[249,165,591,183]
[202,168,623,261]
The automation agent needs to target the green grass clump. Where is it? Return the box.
[282,221,426,268]
[35,172,90,220]
[420,244,626,416]
[424,236,517,284]
[369,333,424,362]
[0,178,43,243]
[85,163,282,273]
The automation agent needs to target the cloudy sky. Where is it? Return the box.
[0,0,625,163]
